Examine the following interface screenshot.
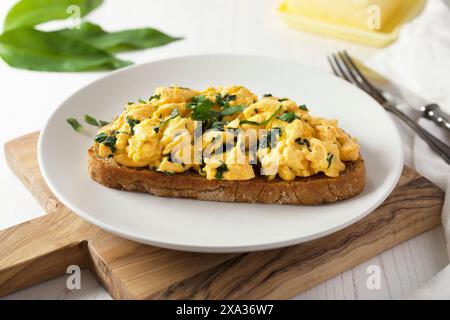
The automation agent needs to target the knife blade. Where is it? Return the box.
[352,58,450,132]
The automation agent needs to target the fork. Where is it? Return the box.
[328,51,450,164]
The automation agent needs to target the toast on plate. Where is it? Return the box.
[87,85,365,205]
[88,147,365,205]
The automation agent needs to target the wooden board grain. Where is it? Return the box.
[0,132,444,299]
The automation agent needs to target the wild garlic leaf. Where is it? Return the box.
[277,112,297,123]
[126,117,140,135]
[4,0,103,32]
[85,114,109,127]
[85,114,99,127]
[240,106,281,126]
[216,93,236,108]
[56,22,182,53]
[215,163,229,180]
[295,137,310,148]
[160,108,179,126]
[209,121,226,131]
[95,131,117,153]
[67,118,83,132]
[0,28,131,72]
[299,104,308,111]
[189,96,216,121]
[94,132,108,143]
[148,94,161,101]
[220,105,244,116]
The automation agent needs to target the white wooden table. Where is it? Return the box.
[1,0,447,300]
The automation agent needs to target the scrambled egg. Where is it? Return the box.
[94,86,360,180]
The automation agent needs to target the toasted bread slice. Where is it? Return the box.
[88,147,365,205]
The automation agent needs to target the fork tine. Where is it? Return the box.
[337,52,365,90]
[342,51,387,103]
[327,56,340,77]
[331,53,352,83]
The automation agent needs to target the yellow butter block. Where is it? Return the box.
[283,0,403,29]
[278,0,426,47]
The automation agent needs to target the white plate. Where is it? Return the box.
[39,54,403,253]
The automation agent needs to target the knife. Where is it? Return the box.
[353,58,450,133]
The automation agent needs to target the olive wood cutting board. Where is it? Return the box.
[0,132,444,299]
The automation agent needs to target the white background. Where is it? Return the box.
[0,0,448,299]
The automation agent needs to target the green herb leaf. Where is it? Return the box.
[4,0,103,32]
[239,106,281,126]
[215,94,226,107]
[126,117,140,135]
[226,94,236,101]
[138,97,147,104]
[188,95,243,127]
[326,153,334,168]
[299,104,308,111]
[99,120,110,127]
[277,112,297,123]
[0,28,131,72]
[168,108,180,120]
[103,135,117,153]
[148,94,161,101]
[263,94,272,98]
[188,96,216,121]
[94,132,107,143]
[220,105,244,116]
[56,22,182,53]
[295,137,310,148]
[159,108,179,127]
[163,170,174,176]
[95,131,117,153]
[215,162,228,180]
[209,121,226,131]
[85,114,99,127]
[67,118,83,132]
[216,93,236,108]
[278,98,289,102]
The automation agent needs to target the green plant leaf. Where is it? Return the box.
[277,112,297,123]
[67,117,83,132]
[220,105,244,116]
[240,106,281,126]
[188,96,216,121]
[299,104,308,111]
[85,114,109,127]
[85,114,100,127]
[4,0,103,32]
[126,116,140,135]
[56,22,182,53]
[215,162,228,180]
[0,28,131,71]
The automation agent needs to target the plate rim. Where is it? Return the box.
[38,53,404,253]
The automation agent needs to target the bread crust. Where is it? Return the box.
[88,148,365,205]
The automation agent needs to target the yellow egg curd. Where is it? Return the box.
[94,85,360,180]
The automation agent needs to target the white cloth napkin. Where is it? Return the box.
[367,0,450,299]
